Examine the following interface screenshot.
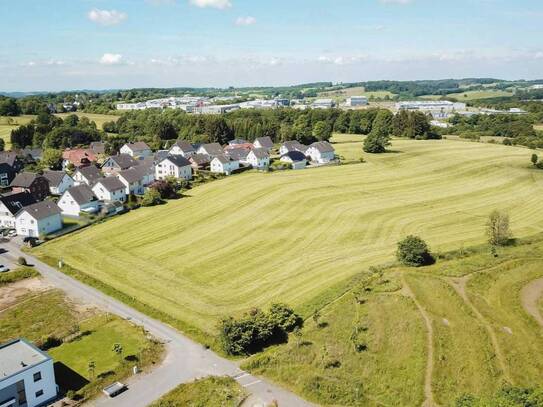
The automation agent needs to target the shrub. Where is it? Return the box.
[141,189,164,207]
[396,235,434,267]
[17,256,27,266]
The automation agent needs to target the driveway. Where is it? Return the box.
[0,241,313,407]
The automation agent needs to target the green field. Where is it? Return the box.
[244,238,543,405]
[34,138,543,341]
[54,112,119,130]
[150,376,246,407]
[319,86,396,101]
[0,115,34,150]
[420,90,513,101]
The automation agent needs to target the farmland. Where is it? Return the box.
[319,86,396,101]
[54,112,119,130]
[419,90,513,101]
[244,237,543,405]
[0,115,34,149]
[35,138,543,342]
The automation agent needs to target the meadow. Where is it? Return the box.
[54,112,119,130]
[35,137,543,341]
[0,115,34,149]
[419,90,513,101]
[319,86,396,100]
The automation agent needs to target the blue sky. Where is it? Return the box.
[1,0,542,91]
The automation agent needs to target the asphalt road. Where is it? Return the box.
[0,241,313,407]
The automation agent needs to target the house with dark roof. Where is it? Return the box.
[210,155,240,175]
[280,151,307,170]
[92,177,126,202]
[0,192,36,228]
[155,156,192,181]
[116,167,149,195]
[101,154,138,176]
[253,136,274,151]
[169,140,195,158]
[225,147,250,163]
[73,165,102,186]
[20,148,43,161]
[58,184,99,216]
[306,141,336,163]
[197,143,224,158]
[15,200,62,237]
[10,172,50,201]
[0,162,17,188]
[279,141,308,156]
[189,154,211,171]
[120,141,152,158]
[89,141,106,155]
[43,170,74,195]
[247,148,270,170]
[0,151,23,173]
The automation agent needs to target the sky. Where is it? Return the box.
[0,0,542,92]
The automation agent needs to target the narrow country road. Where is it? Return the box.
[521,277,543,328]
[0,241,314,407]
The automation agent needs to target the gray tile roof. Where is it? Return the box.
[254,136,274,149]
[43,170,70,187]
[189,154,210,166]
[171,140,195,152]
[0,152,18,167]
[124,141,151,152]
[250,147,269,159]
[213,155,233,164]
[282,141,307,152]
[161,155,191,168]
[19,200,61,220]
[76,166,102,185]
[117,167,146,184]
[226,148,249,161]
[10,172,46,188]
[310,141,335,153]
[65,184,97,205]
[105,154,138,170]
[200,143,224,157]
[95,177,125,192]
[90,141,105,154]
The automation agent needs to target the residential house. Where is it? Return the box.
[0,338,58,407]
[0,192,36,228]
[246,148,270,170]
[224,142,253,152]
[20,148,43,161]
[225,147,250,164]
[116,167,148,196]
[228,138,250,146]
[306,141,336,163]
[279,141,308,156]
[280,151,307,170]
[155,156,192,181]
[197,143,224,158]
[89,141,106,155]
[0,163,16,188]
[120,141,152,158]
[10,172,50,201]
[42,170,74,195]
[189,154,210,171]
[15,200,62,237]
[73,165,102,186]
[101,154,138,176]
[0,151,23,173]
[58,184,99,216]
[210,155,240,175]
[169,140,195,157]
[253,136,274,151]
[92,177,126,203]
[62,148,97,169]
[134,158,156,186]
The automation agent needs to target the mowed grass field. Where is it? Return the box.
[319,86,396,100]
[420,90,513,101]
[54,112,119,130]
[0,115,35,149]
[35,139,543,337]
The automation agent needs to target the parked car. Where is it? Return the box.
[0,265,9,273]
[7,230,16,237]
[103,382,127,398]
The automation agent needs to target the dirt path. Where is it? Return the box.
[448,275,511,384]
[401,275,437,407]
[521,277,543,328]
[0,277,52,311]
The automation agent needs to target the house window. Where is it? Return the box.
[35,390,44,398]
[33,371,42,382]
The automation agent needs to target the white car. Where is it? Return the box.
[7,230,16,237]
[0,265,9,273]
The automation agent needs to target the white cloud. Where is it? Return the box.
[100,53,124,65]
[189,0,232,9]
[235,16,256,26]
[88,9,127,26]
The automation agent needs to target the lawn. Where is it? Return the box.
[54,112,119,130]
[0,266,39,286]
[34,139,543,340]
[0,115,35,150]
[319,86,396,101]
[149,376,247,407]
[244,238,543,405]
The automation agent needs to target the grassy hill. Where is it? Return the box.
[419,90,513,101]
[243,237,543,405]
[54,112,119,130]
[34,138,543,342]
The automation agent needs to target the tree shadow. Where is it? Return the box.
[54,362,89,393]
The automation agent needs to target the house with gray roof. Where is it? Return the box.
[15,200,62,237]
[169,140,196,158]
[58,184,100,217]
[10,172,50,201]
[101,154,138,175]
[253,136,274,151]
[247,148,270,170]
[306,141,335,163]
[197,143,224,158]
[189,154,211,170]
[279,141,308,156]
[120,141,152,158]
[0,192,36,228]
[73,165,102,186]
[92,177,126,203]
[280,151,307,170]
[155,156,192,181]
[116,166,149,195]
[210,155,240,175]
[42,170,74,195]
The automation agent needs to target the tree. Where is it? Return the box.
[0,138,4,152]
[396,236,434,267]
[486,210,511,246]
[312,121,332,141]
[531,153,539,166]
[87,360,96,379]
[141,188,163,207]
[41,148,63,170]
[363,110,393,153]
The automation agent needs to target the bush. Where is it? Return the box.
[141,189,164,207]
[219,303,303,355]
[17,256,27,266]
[396,235,434,267]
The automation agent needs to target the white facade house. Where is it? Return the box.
[210,155,240,175]
[155,156,193,181]
[279,141,308,156]
[253,136,274,152]
[0,192,36,229]
[92,178,126,203]
[120,142,152,158]
[246,148,270,170]
[306,141,336,164]
[280,151,307,170]
[169,141,196,158]
[73,166,102,186]
[346,96,368,107]
[0,338,58,407]
[58,185,100,217]
[116,167,147,196]
[43,171,74,195]
[15,201,62,238]
[197,143,224,158]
